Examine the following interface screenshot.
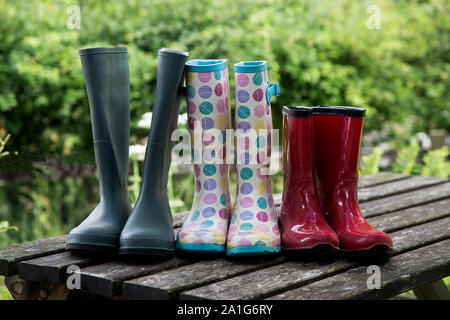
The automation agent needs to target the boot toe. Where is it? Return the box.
[226,231,281,256]
[176,227,227,254]
[120,231,175,252]
[340,230,393,252]
[66,225,120,253]
[282,231,339,251]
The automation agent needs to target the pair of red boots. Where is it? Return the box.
[279,106,393,255]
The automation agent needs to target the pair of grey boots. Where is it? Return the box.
[65,47,189,257]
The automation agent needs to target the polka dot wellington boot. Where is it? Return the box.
[176,59,233,254]
[227,61,281,257]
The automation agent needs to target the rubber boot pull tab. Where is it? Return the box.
[266,82,280,104]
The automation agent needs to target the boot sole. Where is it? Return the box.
[119,247,175,258]
[176,243,226,254]
[342,244,393,258]
[66,242,117,255]
[227,246,281,257]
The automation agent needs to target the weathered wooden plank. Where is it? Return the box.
[1,175,439,278]
[1,220,187,278]
[267,239,450,300]
[18,251,109,284]
[368,198,450,232]
[0,235,67,276]
[1,174,447,298]
[358,176,444,202]
[360,182,450,218]
[270,176,441,213]
[15,226,182,285]
[357,172,410,188]
[123,256,285,300]
[78,256,193,298]
[124,198,450,300]
[179,216,450,300]
[173,211,189,228]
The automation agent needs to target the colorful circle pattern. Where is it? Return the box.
[227,68,280,252]
[177,65,232,248]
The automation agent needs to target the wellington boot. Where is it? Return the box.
[119,48,189,257]
[176,59,232,254]
[227,61,281,257]
[66,47,132,254]
[313,106,393,255]
[279,106,339,255]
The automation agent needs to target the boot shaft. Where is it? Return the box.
[233,61,279,175]
[185,59,231,166]
[140,49,189,195]
[79,47,130,190]
[312,106,365,213]
[313,106,365,181]
[282,106,315,187]
[185,58,232,210]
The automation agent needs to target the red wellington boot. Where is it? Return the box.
[279,106,339,254]
[313,106,393,255]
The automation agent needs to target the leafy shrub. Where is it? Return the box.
[0,0,449,158]
[392,140,421,175]
[421,146,450,178]
[360,147,383,176]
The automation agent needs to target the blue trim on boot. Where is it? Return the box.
[176,242,226,253]
[234,61,267,73]
[227,246,281,257]
[186,59,228,72]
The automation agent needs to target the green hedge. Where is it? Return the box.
[1,0,449,156]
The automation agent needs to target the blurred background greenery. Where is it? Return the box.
[0,0,449,299]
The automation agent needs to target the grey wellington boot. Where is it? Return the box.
[66,47,132,254]
[119,48,189,257]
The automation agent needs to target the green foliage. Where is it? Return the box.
[359,147,383,176]
[421,146,450,178]
[0,0,449,157]
[128,159,142,206]
[360,142,449,178]
[392,140,421,175]
[0,221,17,233]
[0,170,99,247]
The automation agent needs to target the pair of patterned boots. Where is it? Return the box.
[176,60,282,257]
[280,106,393,255]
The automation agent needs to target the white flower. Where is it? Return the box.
[137,112,152,129]
[129,144,146,161]
[178,113,188,125]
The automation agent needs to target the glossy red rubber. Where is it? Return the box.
[313,111,393,252]
[279,109,339,251]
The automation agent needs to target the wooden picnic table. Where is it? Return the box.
[1,172,449,300]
